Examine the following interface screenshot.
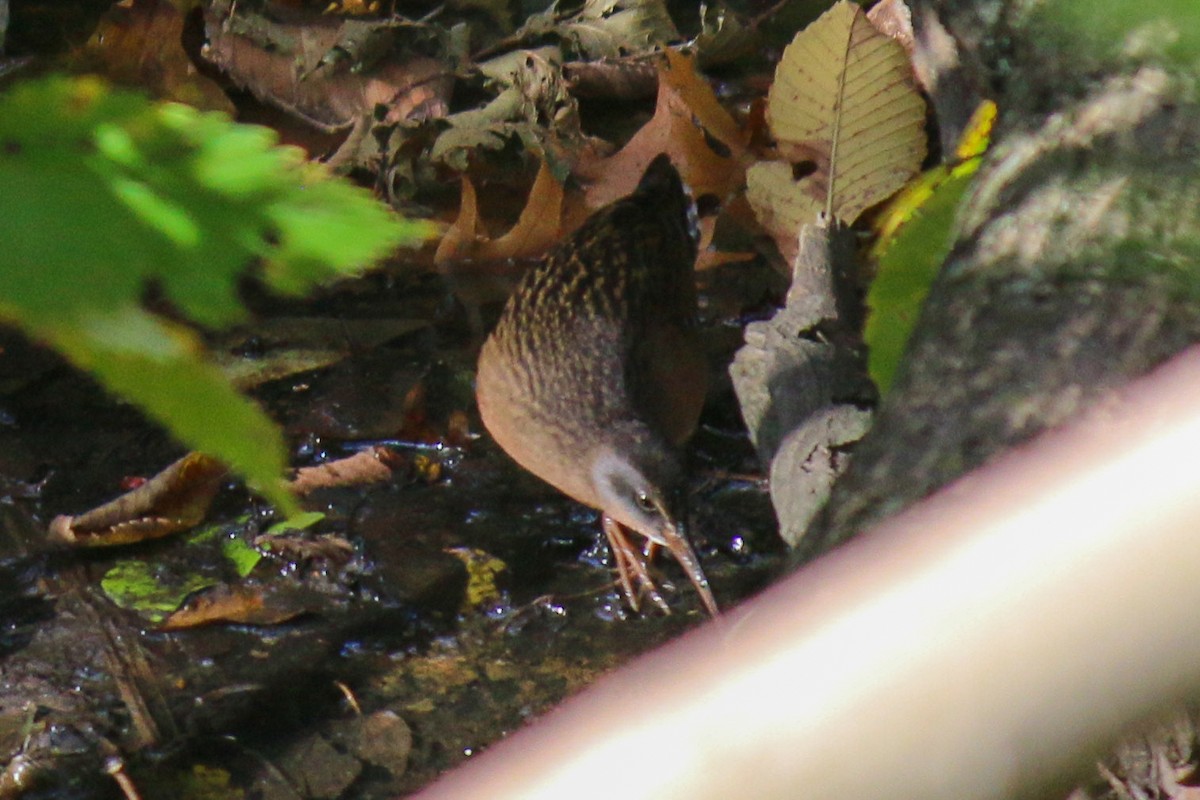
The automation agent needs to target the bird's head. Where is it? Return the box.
[589,422,685,546]
[588,422,717,615]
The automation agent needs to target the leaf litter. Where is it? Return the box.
[0,0,984,796]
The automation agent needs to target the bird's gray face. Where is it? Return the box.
[589,436,685,546]
[589,426,718,616]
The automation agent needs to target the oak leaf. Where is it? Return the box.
[435,159,567,264]
[580,49,748,209]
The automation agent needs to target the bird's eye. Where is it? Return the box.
[634,492,657,514]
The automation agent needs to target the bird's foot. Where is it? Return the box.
[601,514,720,617]
[602,514,672,614]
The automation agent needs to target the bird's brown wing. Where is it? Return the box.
[628,319,707,447]
[618,161,706,447]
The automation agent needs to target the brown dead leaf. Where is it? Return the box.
[435,159,567,264]
[82,0,235,113]
[434,176,483,264]
[159,582,321,630]
[501,0,680,61]
[484,159,566,260]
[255,533,355,562]
[579,49,748,209]
[563,57,659,99]
[691,0,758,67]
[446,410,474,447]
[430,51,584,172]
[398,380,452,445]
[288,447,404,495]
[160,583,266,630]
[866,0,915,56]
[327,0,382,13]
[202,2,452,133]
[49,453,226,547]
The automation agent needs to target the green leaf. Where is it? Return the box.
[264,510,326,536]
[0,75,432,514]
[101,559,217,622]
[45,309,297,511]
[223,536,263,578]
[188,517,262,578]
[865,163,978,396]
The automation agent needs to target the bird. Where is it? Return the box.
[475,153,718,616]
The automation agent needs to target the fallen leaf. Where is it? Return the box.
[81,0,235,113]
[159,582,322,629]
[325,0,382,14]
[446,409,474,446]
[256,532,355,563]
[264,511,327,536]
[509,0,680,59]
[412,454,443,483]
[747,0,926,260]
[445,547,508,611]
[48,453,226,547]
[766,0,926,219]
[580,49,748,208]
[561,0,680,58]
[744,160,811,266]
[202,1,453,133]
[866,0,915,57]
[482,159,567,259]
[435,159,567,264]
[101,557,218,620]
[690,0,759,67]
[562,57,659,99]
[288,446,403,494]
[213,316,431,391]
[435,175,483,264]
[429,51,581,171]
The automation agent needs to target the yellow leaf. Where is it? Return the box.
[745,160,810,265]
[870,99,996,256]
[445,547,508,611]
[765,0,926,224]
[954,98,997,161]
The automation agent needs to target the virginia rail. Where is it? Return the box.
[475,154,718,616]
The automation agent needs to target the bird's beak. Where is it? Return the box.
[659,517,720,617]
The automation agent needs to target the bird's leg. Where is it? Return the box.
[602,514,671,614]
